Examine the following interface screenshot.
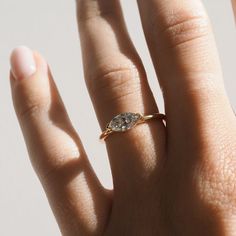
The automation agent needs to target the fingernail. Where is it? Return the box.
[10,46,36,80]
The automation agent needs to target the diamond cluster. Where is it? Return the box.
[108,113,141,132]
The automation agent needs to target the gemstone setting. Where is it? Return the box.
[108,113,142,132]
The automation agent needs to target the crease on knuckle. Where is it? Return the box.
[77,7,115,24]
[18,98,50,120]
[158,13,210,50]
[88,66,145,103]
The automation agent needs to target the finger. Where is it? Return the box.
[232,0,236,22]
[137,0,234,135]
[77,0,166,195]
[10,46,110,236]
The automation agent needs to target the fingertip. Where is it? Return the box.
[10,47,52,120]
[10,46,37,80]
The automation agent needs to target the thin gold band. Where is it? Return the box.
[100,112,166,140]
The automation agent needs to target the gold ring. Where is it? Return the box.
[100,112,166,140]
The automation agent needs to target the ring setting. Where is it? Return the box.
[100,112,166,140]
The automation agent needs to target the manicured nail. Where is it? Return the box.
[10,46,36,80]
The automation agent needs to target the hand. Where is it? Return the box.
[9,1,236,235]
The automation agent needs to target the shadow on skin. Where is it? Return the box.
[25,68,112,235]
[77,0,168,234]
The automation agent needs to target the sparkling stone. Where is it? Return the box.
[108,113,141,132]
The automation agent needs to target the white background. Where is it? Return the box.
[0,0,235,235]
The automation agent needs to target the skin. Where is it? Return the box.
[9,0,236,235]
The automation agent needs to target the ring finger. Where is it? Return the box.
[76,0,166,198]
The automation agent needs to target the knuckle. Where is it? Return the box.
[87,65,146,104]
[36,143,82,184]
[18,97,50,120]
[158,12,210,49]
[77,10,113,24]
[77,1,116,24]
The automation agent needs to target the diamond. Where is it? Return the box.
[108,113,141,132]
